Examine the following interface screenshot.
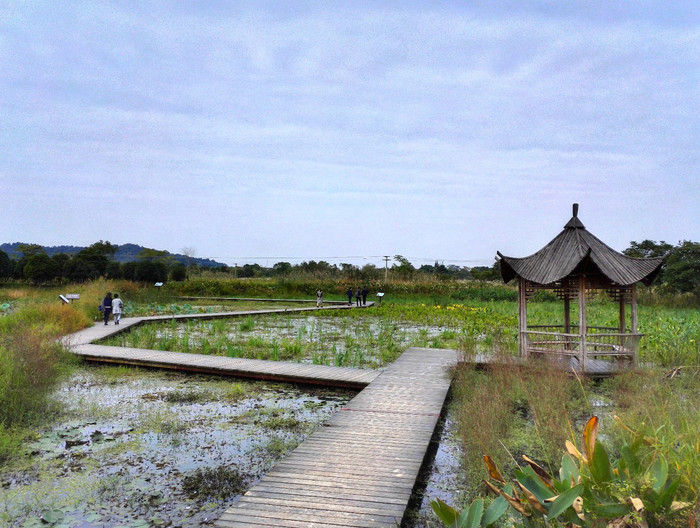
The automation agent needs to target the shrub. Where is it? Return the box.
[0,330,67,429]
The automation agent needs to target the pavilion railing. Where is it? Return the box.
[524,325,642,360]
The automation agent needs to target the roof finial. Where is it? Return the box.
[573,203,579,217]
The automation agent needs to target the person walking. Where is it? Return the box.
[112,293,123,325]
[346,287,353,306]
[361,286,369,306]
[316,289,323,308]
[101,292,113,325]
[355,287,362,307]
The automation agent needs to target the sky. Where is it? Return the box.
[1,1,699,269]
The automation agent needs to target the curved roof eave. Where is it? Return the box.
[497,206,664,287]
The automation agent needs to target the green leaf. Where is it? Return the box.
[590,502,632,518]
[559,454,579,487]
[516,467,555,503]
[464,498,483,528]
[431,498,458,526]
[619,445,641,477]
[647,456,669,494]
[40,510,65,524]
[589,440,612,484]
[546,484,583,519]
[482,494,508,527]
[655,476,681,512]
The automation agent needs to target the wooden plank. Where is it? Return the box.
[215,347,459,527]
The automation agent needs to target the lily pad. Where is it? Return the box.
[40,509,65,524]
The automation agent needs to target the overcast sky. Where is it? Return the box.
[2,1,698,268]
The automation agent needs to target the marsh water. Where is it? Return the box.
[1,364,463,528]
[106,314,458,369]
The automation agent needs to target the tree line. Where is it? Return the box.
[1,240,698,299]
[0,241,180,284]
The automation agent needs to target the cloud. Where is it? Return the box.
[1,2,698,265]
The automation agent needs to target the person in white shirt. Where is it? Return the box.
[112,293,124,325]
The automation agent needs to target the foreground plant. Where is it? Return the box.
[432,416,694,527]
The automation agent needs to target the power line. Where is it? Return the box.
[206,255,488,264]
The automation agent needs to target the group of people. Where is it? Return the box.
[346,286,369,306]
[315,287,370,308]
[99,292,123,325]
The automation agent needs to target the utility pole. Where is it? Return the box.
[383,256,391,282]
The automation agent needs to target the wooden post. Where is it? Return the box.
[630,284,638,333]
[564,293,571,350]
[578,274,587,372]
[630,284,638,366]
[618,291,626,333]
[519,277,528,359]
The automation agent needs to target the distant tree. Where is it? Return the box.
[433,261,449,276]
[470,263,500,281]
[448,265,470,280]
[170,263,187,282]
[71,240,119,278]
[359,263,379,282]
[623,240,673,258]
[0,249,13,278]
[137,248,173,263]
[122,261,137,281]
[393,255,415,280]
[24,254,59,284]
[84,240,118,258]
[51,253,71,280]
[14,244,46,279]
[17,243,46,257]
[272,261,292,276]
[134,260,168,283]
[662,240,700,298]
[340,263,360,280]
[64,258,98,282]
[181,247,196,278]
[239,263,263,278]
[105,261,123,279]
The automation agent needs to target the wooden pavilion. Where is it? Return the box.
[496,204,664,374]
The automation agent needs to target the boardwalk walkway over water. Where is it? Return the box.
[61,304,379,388]
[62,305,459,527]
[216,347,459,527]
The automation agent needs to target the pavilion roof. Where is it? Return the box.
[497,204,664,286]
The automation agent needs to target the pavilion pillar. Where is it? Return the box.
[564,293,571,350]
[630,284,638,333]
[578,274,587,372]
[630,284,638,366]
[619,290,626,336]
[519,277,528,359]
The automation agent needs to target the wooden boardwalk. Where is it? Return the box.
[215,347,459,528]
[62,305,379,389]
[61,308,460,527]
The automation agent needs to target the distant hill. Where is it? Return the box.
[0,242,227,268]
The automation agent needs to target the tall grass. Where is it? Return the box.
[451,346,700,518]
[0,286,95,461]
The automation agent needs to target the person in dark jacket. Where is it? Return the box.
[346,287,353,305]
[361,286,369,306]
[101,292,113,325]
[355,288,361,307]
